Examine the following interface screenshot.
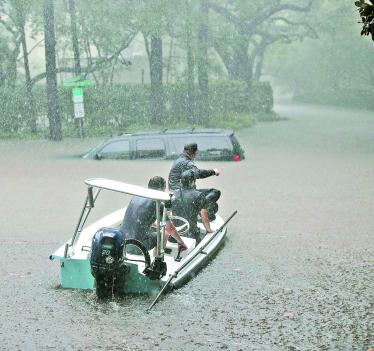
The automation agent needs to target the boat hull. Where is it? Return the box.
[51,209,227,295]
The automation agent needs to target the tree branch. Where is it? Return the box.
[209,0,315,36]
[17,38,45,63]
[30,66,75,86]
[267,16,319,39]
[30,31,137,86]
[248,0,315,32]
[208,2,241,28]
[82,31,137,76]
[0,17,16,35]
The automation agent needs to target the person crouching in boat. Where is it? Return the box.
[172,170,213,243]
[120,176,187,254]
[168,142,221,220]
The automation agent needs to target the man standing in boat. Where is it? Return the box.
[120,176,187,253]
[168,142,221,220]
[172,170,213,243]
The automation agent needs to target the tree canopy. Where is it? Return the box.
[355,0,374,40]
[0,0,372,139]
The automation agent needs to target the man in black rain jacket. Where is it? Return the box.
[168,142,221,219]
[172,170,213,243]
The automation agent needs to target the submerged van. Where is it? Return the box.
[83,129,245,161]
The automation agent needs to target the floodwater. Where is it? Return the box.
[0,102,373,350]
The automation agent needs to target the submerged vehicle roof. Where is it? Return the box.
[82,128,244,161]
[113,128,235,138]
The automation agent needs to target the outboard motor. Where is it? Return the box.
[90,227,128,298]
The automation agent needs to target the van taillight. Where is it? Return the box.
[232,154,241,161]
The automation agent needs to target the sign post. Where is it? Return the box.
[63,76,94,138]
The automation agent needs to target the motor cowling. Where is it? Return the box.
[90,227,127,298]
[90,227,125,272]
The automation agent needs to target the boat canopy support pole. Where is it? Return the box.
[156,200,166,259]
[66,187,101,257]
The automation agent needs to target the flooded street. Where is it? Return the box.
[0,102,373,350]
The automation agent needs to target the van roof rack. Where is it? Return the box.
[119,128,233,137]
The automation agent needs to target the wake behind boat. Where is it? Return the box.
[50,178,236,304]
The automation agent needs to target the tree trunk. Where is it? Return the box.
[186,1,195,123]
[196,0,209,122]
[229,47,253,83]
[214,39,253,84]
[150,35,164,124]
[68,0,84,136]
[253,48,265,81]
[44,0,62,141]
[20,22,37,133]
[68,0,81,76]
[165,36,173,84]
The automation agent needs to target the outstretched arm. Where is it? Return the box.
[188,161,219,179]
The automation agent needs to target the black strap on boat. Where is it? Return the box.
[124,239,151,268]
[146,210,238,312]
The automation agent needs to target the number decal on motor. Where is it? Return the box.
[101,249,110,256]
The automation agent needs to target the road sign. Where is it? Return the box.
[62,76,93,137]
[74,102,85,118]
[72,87,83,96]
[63,76,94,88]
[64,80,94,87]
[73,95,83,103]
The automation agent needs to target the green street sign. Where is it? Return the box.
[72,87,83,96]
[63,75,94,88]
[77,80,93,87]
[63,80,93,87]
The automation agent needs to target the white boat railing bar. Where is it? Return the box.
[68,187,101,257]
[147,210,238,312]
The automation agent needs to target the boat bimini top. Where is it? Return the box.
[67,178,173,262]
[85,178,171,201]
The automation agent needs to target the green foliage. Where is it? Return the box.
[210,80,273,114]
[166,80,273,119]
[355,0,374,40]
[0,86,24,132]
[0,81,274,137]
[84,85,151,128]
[83,81,273,127]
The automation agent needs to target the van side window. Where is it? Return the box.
[136,138,166,159]
[99,140,130,159]
[171,136,233,160]
[197,136,232,151]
